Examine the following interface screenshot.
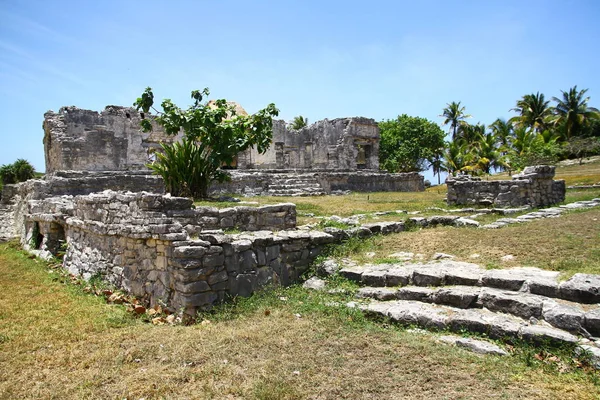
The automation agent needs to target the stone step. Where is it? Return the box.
[358,299,584,346]
[356,285,600,335]
[268,183,322,189]
[269,191,326,197]
[268,184,323,191]
[338,260,600,304]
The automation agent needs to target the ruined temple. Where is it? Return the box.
[0,103,424,314]
[42,105,424,196]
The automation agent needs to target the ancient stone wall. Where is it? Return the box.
[237,117,380,170]
[317,171,424,193]
[43,106,182,173]
[0,171,165,241]
[20,190,331,314]
[446,166,565,207]
[209,170,424,197]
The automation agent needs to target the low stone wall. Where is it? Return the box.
[316,171,424,193]
[0,171,165,241]
[446,166,565,207]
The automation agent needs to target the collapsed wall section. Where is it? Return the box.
[446,165,566,207]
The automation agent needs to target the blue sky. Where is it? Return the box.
[1,0,599,181]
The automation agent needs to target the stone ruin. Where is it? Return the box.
[43,106,424,196]
[446,165,566,208]
[0,103,426,314]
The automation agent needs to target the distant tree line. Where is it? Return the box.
[379,85,600,184]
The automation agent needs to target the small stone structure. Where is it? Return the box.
[18,190,332,314]
[446,166,566,207]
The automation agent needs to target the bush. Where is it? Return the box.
[0,164,16,185]
[0,159,36,186]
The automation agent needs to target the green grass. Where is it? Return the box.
[1,243,598,399]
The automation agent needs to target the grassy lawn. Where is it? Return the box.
[1,243,598,399]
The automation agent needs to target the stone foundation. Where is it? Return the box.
[446,166,565,207]
[19,190,325,314]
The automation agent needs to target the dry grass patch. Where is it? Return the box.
[353,209,600,277]
[487,157,600,186]
[1,244,598,399]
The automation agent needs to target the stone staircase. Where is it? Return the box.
[333,260,600,349]
[266,174,325,197]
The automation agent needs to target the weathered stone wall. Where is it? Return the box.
[446,166,566,207]
[241,117,380,170]
[43,106,182,173]
[317,171,424,193]
[209,170,425,196]
[20,191,331,314]
[0,171,165,241]
[44,106,380,173]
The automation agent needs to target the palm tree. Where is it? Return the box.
[428,145,446,185]
[289,115,308,130]
[489,118,514,150]
[510,126,536,156]
[471,129,508,174]
[551,86,600,140]
[440,101,471,140]
[509,92,552,133]
[443,140,471,176]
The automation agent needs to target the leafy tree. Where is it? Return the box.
[428,148,445,185]
[440,101,471,140]
[289,115,308,130]
[135,87,279,198]
[508,128,562,170]
[379,114,446,173]
[551,86,600,140]
[470,128,508,175]
[509,92,552,133]
[562,137,600,163]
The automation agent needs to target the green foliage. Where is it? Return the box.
[562,137,600,162]
[441,87,600,176]
[507,134,562,171]
[135,87,279,199]
[148,137,226,198]
[551,86,600,140]
[0,164,15,185]
[379,114,446,172]
[440,101,471,140]
[289,115,308,130]
[0,159,35,185]
[12,159,35,182]
[510,92,552,133]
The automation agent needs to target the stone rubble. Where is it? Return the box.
[438,335,509,356]
[481,198,600,229]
